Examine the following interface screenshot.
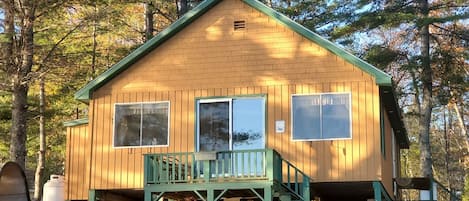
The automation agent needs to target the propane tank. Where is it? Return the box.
[42,175,64,201]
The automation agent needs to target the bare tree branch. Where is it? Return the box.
[35,20,84,73]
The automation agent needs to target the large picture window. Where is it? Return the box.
[114,102,170,147]
[292,93,351,141]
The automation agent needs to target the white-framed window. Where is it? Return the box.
[113,101,170,148]
[292,93,351,141]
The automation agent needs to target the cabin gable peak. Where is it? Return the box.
[74,0,392,102]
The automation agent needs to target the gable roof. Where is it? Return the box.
[74,0,408,148]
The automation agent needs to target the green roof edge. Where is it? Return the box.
[64,118,89,127]
[243,0,393,86]
[74,0,222,101]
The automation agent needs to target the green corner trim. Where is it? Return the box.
[63,118,89,127]
[243,0,392,86]
[75,0,392,102]
[74,0,222,101]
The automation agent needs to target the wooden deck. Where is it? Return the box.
[143,149,311,201]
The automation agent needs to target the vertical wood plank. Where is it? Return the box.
[94,96,104,189]
[181,90,188,153]
[85,100,94,193]
[343,82,353,179]
[65,128,71,200]
[373,83,381,179]
[351,82,360,179]
[102,95,111,188]
[69,127,76,198]
[365,82,375,179]
[267,86,275,148]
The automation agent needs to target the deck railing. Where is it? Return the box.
[144,148,311,200]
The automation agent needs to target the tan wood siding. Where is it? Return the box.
[80,0,385,191]
[65,124,90,200]
[382,111,395,198]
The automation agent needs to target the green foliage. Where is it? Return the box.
[1,0,177,184]
[363,45,400,70]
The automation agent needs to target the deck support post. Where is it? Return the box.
[144,190,151,201]
[302,177,310,201]
[264,186,272,201]
[207,188,214,201]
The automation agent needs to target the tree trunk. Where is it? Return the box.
[451,103,468,149]
[10,85,29,169]
[33,79,46,201]
[145,1,155,41]
[418,0,433,178]
[91,2,98,79]
[6,0,35,170]
[177,0,188,18]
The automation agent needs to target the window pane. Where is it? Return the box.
[199,102,230,151]
[322,94,350,139]
[114,104,141,147]
[141,102,169,146]
[233,98,265,176]
[292,95,321,140]
[233,98,264,150]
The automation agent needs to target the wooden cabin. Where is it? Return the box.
[64,0,409,201]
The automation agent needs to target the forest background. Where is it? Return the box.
[0,0,467,200]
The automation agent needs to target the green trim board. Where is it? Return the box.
[74,0,222,101]
[379,86,409,148]
[75,0,392,102]
[63,118,89,127]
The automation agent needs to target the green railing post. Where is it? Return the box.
[265,149,274,181]
[204,160,211,182]
[373,181,382,201]
[144,155,149,184]
[302,176,310,201]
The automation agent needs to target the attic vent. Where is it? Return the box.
[234,20,246,31]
